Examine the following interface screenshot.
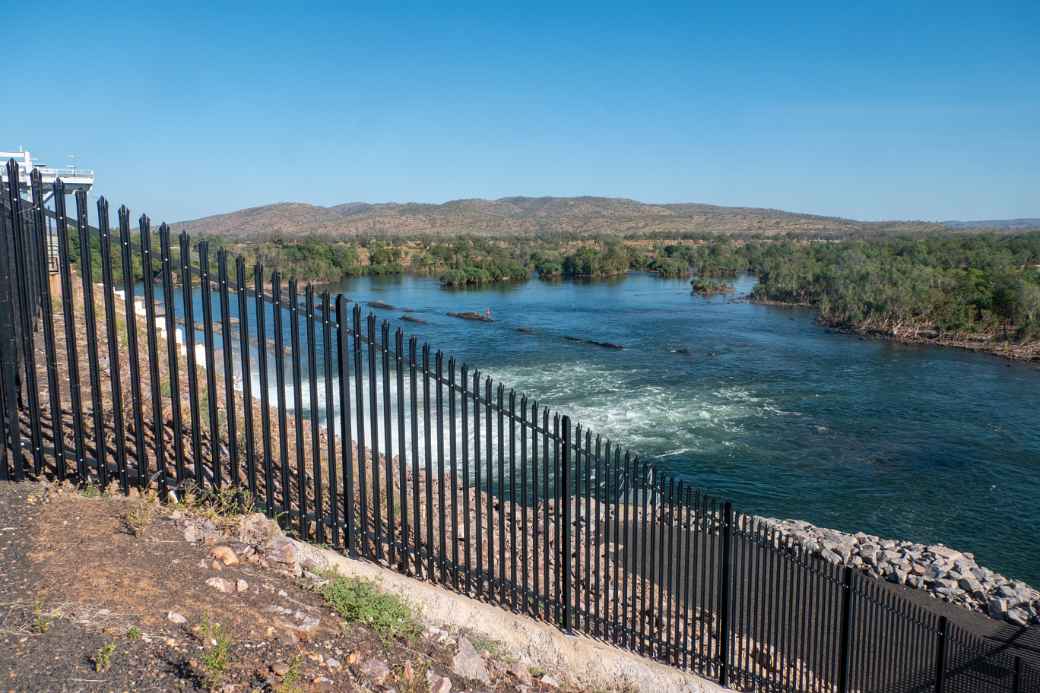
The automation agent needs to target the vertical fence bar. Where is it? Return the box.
[117,206,145,488]
[159,226,185,488]
[7,165,44,477]
[560,415,573,633]
[382,321,395,566]
[322,294,338,546]
[461,363,471,592]
[217,250,239,487]
[199,243,221,487]
[352,305,369,556]
[648,460,658,655]
[409,336,421,573]
[236,258,257,499]
[255,264,275,515]
[422,344,434,580]
[611,446,622,645]
[621,451,633,650]
[448,357,459,589]
[138,217,163,494]
[520,395,529,614]
[396,328,408,571]
[664,477,675,663]
[97,198,128,492]
[593,435,603,637]
[681,486,693,668]
[54,182,85,481]
[836,565,854,693]
[638,461,650,654]
[173,234,200,484]
[306,285,324,543]
[2,166,22,481]
[934,615,948,693]
[531,401,540,616]
[75,190,108,487]
[32,172,66,481]
[0,177,20,481]
[473,369,483,597]
[485,377,494,599]
[271,273,291,516]
[497,384,506,604]
[179,233,204,486]
[574,426,583,629]
[366,314,382,560]
[435,351,446,581]
[508,390,517,610]
[336,296,355,553]
[289,280,307,536]
[543,408,551,621]
[715,499,732,682]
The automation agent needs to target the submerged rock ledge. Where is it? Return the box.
[760,516,1039,626]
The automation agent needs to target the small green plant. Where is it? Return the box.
[93,642,116,672]
[272,654,304,693]
[319,575,421,643]
[466,631,510,661]
[198,616,233,687]
[126,626,142,640]
[31,598,52,634]
[124,497,155,536]
[178,483,254,525]
[81,482,102,498]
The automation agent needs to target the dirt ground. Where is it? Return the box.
[0,480,573,692]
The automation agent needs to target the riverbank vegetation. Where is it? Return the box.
[748,237,1040,347]
[197,231,1040,357]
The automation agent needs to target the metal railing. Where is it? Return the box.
[1,159,1037,692]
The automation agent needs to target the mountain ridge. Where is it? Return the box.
[171,195,1034,240]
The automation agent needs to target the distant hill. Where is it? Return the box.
[172,195,949,240]
[942,218,1040,231]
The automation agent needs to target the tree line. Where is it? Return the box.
[68,226,1040,345]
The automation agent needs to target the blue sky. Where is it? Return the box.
[6,1,1038,223]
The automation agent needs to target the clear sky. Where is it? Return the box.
[6,1,1038,224]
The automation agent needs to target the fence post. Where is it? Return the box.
[836,565,854,693]
[1013,656,1022,693]
[934,615,948,693]
[560,415,573,633]
[0,176,17,481]
[0,164,25,481]
[718,500,733,686]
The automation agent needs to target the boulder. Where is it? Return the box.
[452,637,491,684]
[209,545,240,566]
[988,597,1009,619]
[205,577,235,594]
[238,512,279,545]
[1007,608,1030,627]
[360,657,390,685]
[265,537,299,573]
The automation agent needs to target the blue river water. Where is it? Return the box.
[305,272,1040,585]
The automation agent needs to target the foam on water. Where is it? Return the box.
[482,363,790,458]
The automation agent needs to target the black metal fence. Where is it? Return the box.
[1,159,1037,693]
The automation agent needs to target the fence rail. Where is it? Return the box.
[1,159,1037,692]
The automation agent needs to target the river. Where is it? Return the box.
[303,272,1040,585]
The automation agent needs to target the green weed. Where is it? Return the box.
[319,575,421,644]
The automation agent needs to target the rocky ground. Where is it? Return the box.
[0,479,589,692]
[761,517,1040,627]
